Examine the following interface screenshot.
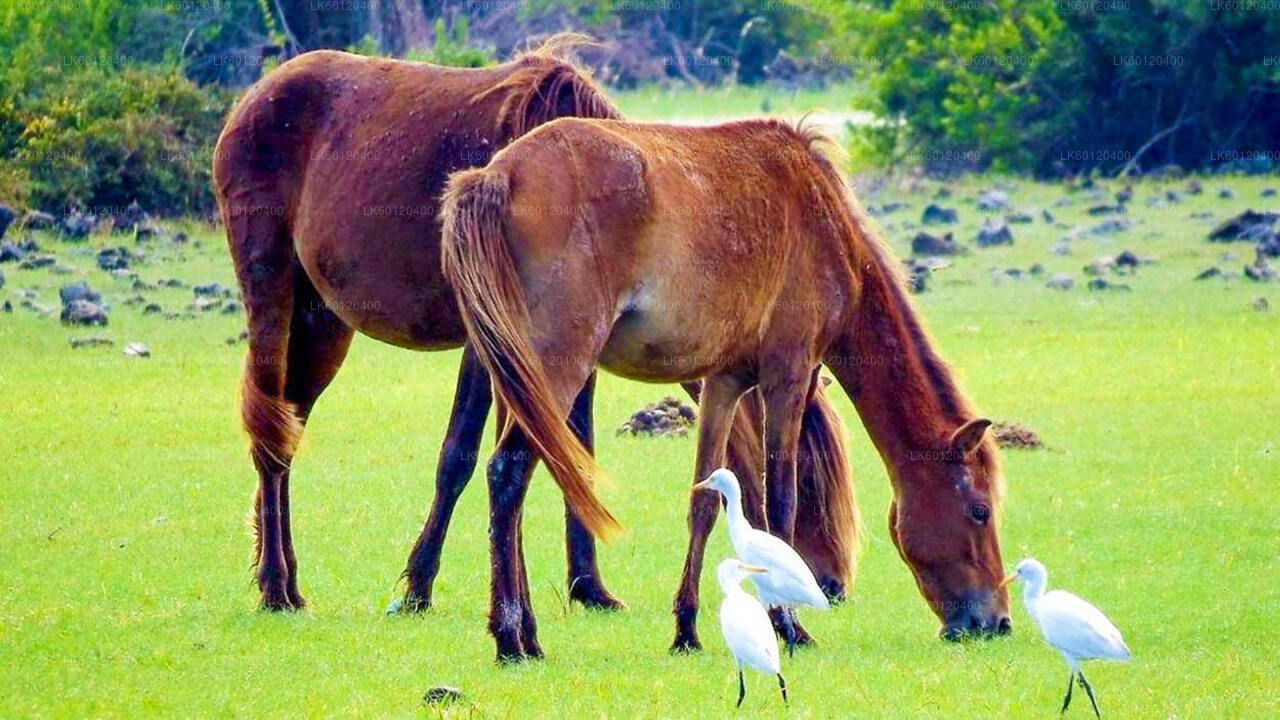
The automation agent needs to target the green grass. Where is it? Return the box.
[2,164,1279,714]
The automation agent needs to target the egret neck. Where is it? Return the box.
[716,475,751,547]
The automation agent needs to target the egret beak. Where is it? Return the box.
[1000,574,1017,588]
[742,565,768,575]
[691,479,713,493]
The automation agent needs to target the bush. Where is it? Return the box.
[1,68,231,215]
[843,1,1280,175]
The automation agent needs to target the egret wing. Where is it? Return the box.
[720,593,781,674]
[1038,590,1130,661]
[738,528,829,609]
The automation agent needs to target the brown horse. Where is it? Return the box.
[442,117,1011,660]
[211,37,860,625]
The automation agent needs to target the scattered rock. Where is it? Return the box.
[975,218,1013,246]
[1218,187,1235,199]
[1005,210,1035,224]
[921,203,959,225]
[132,278,157,291]
[1091,218,1130,235]
[112,201,148,233]
[868,201,908,217]
[60,299,108,326]
[51,263,78,275]
[69,336,114,349]
[1115,186,1133,204]
[1244,250,1278,282]
[422,686,464,706]
[0,267,4,289]
[20,210,55,230]
[193,282,230,298]
[123,342,151,358]
[189,297,222,312]
[617,396,697,437]
[221,300,243,315]
[1088,277,1130,291]
[1208,210,1278,242]
[60,210,94,238]
[143,303,163,315]
[122,294,147,306]
[0,205,15,238]
[1046,274,1074,290]
[1084,257,1114,276]
[1186,180,1202,195]
[1250,296,1270,311]
[1087,204,1124,216]
[1041,209,1056,224]
[904,257,949,293]
[17,253,56,269]
[977,189,1011,212]
[159,277,189,289]
[911,231,965,256]
[20,299,54,316]
[1263,188,1278,198]
[59,280,101,305]
[992,421,1044,450]
[1050,241,1072,256]
[1114,250,1142,271]
[1195,267,1221,280]
[1028,263,1045,276]
[0,241,24,263]
[1165,190,1184,203]
[2,299,10,312]
[96,247,131,271]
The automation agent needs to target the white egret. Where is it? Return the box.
[717,559,787,708]
[1004,558,1130,718]
[694,468,829,655]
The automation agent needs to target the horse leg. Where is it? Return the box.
[487,422,539,663]
[401,345,492,611]
[277,276,355,607]
[564,373,624,610]
[229,204,307,611]
[672,374,750,653]
[761,369,814,646]
[515,518,543,659]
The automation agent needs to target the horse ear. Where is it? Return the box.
[950,418,992,457]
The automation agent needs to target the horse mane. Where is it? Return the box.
[796,122,1004,504]
[474,32,621,137]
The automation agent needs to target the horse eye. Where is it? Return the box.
[970,503,991,524]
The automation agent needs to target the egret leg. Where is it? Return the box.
[777,673,788,705]
[1077,672,1101,718]
[737,670,746,708]
[1061,672,1074,713]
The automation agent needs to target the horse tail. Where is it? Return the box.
[796,382,864,588]
[440,167,620,540]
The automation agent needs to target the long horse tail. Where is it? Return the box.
[440,167,620,540]
[795,382,864,589]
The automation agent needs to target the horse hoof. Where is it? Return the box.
[670,636,702,654]
[572,590,627,612]
[495,649,529,666]
[259,594,300,612]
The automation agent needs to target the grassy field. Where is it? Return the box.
[2,102,1279,715]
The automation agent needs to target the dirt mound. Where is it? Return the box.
[617,396,697,437]
[992,421,1044,450]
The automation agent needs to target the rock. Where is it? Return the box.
[159,278,188,289]
[1088,277,1130,291]
[1087,204,1124,216]
[1084,258,1114,276]
[123,342,151,358]
[1046,274,1074,290]
[17,253,56,269]
[0,205,15,238]
[60,300,108,326]
[143,303,163,315]
[189,297,222,312]
[1050,241,1072,256]
[2,299,10,312]
[1186,180,1203,195]
[1244,250,1278,282]
[69,336,114,349]
[1091,219,1130,235]
[1195,267,1221,280]
[1165,190,1184,203]
[911,231,964,256]
[921,204,958,225]
[1005,210,1035,224]
[59,210,94,238]
[122,294,147,306]
[1251,296,1270,311]
[977,189,1010,212]
[96,247,131,271]
[992,421,1044,450]
[59,280,101,305]
[1041,209,1056,224]
[868,201,908,217]
[1218,187,1236,199]
[1114,250,1141,270]
[0,241,24,263]
[1263,188,1277,198]
[20,210,55,230]
[975,218,1013,246]
[1208,210,1278,242]
[617,396,696,437]
[222,300,243,315]
[193,282,229,298]
[51,263,78,275]
[132,278,157,291]
[935,186,952,199]
[1115,187,1133,204]
[422,686,464,706]
[1028,263,1045,276]
[172,231,189,244]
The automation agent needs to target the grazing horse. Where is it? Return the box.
[442,117,1011,660]
[212,37,860,624]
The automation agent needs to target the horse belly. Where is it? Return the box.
[294,216,465,350]
[598,302,739,382]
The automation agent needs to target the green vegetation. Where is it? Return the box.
[2,169,1276,716]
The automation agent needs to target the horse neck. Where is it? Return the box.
[822,245,972,493]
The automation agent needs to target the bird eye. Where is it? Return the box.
[970,503,991,524]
